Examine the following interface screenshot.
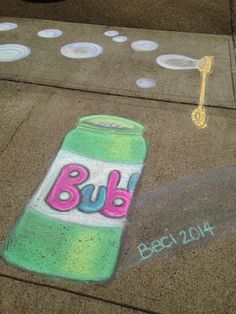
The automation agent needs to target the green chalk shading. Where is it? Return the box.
[63,115,147,164]
[2,210,122,282]
[2,115,148,283]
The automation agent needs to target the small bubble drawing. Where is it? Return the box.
[136,78,156,89]
[112,36,128,43]
[37,29,63,38]
[61,42,103,59]
[104,30,119,37]
[131,40,159,52]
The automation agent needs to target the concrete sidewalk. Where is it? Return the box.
[0,18,236,314]
[0,17,235,108]
[0,0,232,35]
[1,275,144,314]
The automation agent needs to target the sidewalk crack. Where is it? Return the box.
[0,109,33,157]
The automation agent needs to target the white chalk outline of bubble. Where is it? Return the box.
[37,29,63,38]
[60,42,103,59]
[156,54,199,70]
[0,22,18,31]
[112,36,128,43]
[136,78,156,89]
[104,30,119,37]
[0,44,31,62]
[131,40,159,52]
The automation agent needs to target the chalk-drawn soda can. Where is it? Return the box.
[2,115,148,282]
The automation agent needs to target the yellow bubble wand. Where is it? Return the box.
[191,56,214,129]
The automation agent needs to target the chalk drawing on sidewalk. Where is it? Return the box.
[61,42,103,59]
[138,221,215,261]
[156,54,214,129]
[157,54,203,70]
[2,115,148,283]
[112,36,128,43]
[104,30,119,37]
[131,40,159,52]
[136,78,156,89]
[0,22,17,31]
[37,29,63,38]
[117,165,236,271]
[0,44,31,62]
[104,30,128,44]
[191,56,214,129]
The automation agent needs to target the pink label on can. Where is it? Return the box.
[46,164,89,211]
[46,164,139,218]
[101,171,133,218]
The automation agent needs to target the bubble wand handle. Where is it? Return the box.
[191,56,214,129]
[198,56,214,107]
[199,71,208,107]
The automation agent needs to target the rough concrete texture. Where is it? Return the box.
[0,0,232,35]
[0,17,235,109]
[232,0,236,33]
[0,276,143,314]
[122,165,236,267]
[0,80,235,313]
[232,0,236,55]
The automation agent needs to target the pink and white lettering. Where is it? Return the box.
[46,164,138,218]
[46,164,89,211]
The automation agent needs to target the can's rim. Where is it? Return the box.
[77,115,145,134]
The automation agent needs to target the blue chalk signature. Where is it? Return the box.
[138,222,215,261]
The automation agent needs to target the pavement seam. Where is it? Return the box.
[0,109,33,157]
[228,38,236,103]
[1,79,236,111]
[0,90,56,158]
[0,273,160,314]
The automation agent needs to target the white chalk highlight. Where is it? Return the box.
[131,40,159,52]
[37,29,63,38]
[136,78,156,89]
[0,44,31,62]
[112,36,128,43]
[0,22,17,31]
[104,30,119,37]
[61,42,103,59]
